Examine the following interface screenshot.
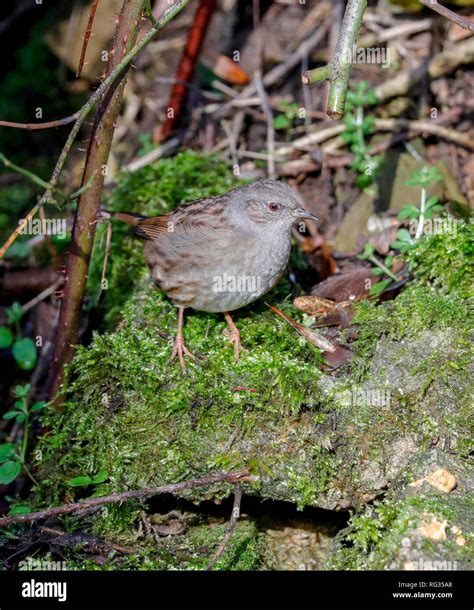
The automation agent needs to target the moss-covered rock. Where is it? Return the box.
[326,450,473,570]
[32,158,472,569]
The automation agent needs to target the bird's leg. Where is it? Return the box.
[223,311,246,362]
[168,306,195,373]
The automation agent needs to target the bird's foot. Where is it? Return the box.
[222,327,246,362]
[168,333,196,374]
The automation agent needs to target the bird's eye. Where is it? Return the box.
[268,202,280,212]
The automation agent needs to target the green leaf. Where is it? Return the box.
[14,384,30,398]
[384,256,394,268]
[342,131,356,144]
[15,413,26,423]
[273,115,290,130]
[361,116,375,134]
[398,205,420,220]
[0,326,14,349]
[0,443,16,462]
[6,302,23,325]
[355,174,373,189]
[0,460,21,485]
[372,267,385,276]
[357,242,375,260]
[369,279,391,296]
[425,195,439,209]
[12,338,37,370]
[3,411,19,420]
[91,470,108,484]
[8,504,31,516]
[68,475,93,487]
[397,228,412,242]
[31,401,47,412]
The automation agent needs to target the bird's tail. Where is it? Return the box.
[97,208,148,226]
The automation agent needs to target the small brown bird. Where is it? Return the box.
[109,179,316,372]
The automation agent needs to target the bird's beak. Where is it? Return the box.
[294,207,318,222]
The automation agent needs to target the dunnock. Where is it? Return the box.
[110,179,316,372]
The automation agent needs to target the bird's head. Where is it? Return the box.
[230,179,317,231]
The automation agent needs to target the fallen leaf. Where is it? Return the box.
[213,54,250,85]
[311,268,373,302]
[266,303,337,353]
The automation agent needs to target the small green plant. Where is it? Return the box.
[273,101,301,131]
[358,242,399,297]
[67,469,109,488]
[359,165,446,296]
[0,384,47,486]
[342,81,381,189]
[0,302,37,370]
[394,165,443,247]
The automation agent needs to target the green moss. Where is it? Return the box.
[89,151,245,325]
[407,220,473,298]
[326,492,473,570]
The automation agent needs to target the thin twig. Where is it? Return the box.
[418,0,474,33]
[0,113,79,130]
[206,483,243,570]
[76,0,100,78]
[254,70,275,179]
[0,0,191,260]
[0,470,254,528]
[22,279,64,314]
[275,110,472,157]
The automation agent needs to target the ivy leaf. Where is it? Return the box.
[0,460,21,485]
[12,338,37,370]
[0,443,16,462]
[0,326,14,349]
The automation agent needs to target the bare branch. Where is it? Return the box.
[418,0,474,33]
[0,470,254,528]
[0,113,79,130]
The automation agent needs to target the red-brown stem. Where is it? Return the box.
[155,0,217,142]
[47,0,146,402]
[77,0,101,77]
